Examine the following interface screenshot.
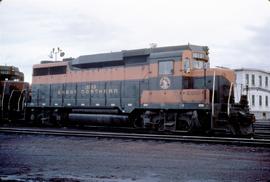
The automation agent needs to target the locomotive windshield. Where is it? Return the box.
[192,60,204,69]
[192,52,206,59]
[191,52,209,69]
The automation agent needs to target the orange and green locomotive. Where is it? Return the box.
[27,44,255,136]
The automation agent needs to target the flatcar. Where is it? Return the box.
[0,65,29,122]
[26,44,255,136]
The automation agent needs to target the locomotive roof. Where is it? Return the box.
[71,44,208,68]
[0,65,24,81]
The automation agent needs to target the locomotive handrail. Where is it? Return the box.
[7,89,15,111]
[211,71,216,116]
[17,89,26,111]
[211,71,216,129]
[8,90,21,111]
[1,81,7,114]
[227,82,233,116]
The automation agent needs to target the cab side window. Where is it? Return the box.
[183,58,190,73]
[159,60,173,75]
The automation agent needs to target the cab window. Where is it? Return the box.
[192,52,205,59]
[183,58,190,72]
[192,60,204,69]
[159,60,173,75]
[33,66,67,76]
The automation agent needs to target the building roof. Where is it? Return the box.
[234,68,270,75]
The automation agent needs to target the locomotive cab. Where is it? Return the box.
[144,47,254,135]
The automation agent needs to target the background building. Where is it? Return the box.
[234,68,270,120]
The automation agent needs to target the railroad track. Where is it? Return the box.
[254,121,270,139]
[254,133,270,139]
[0,127,270,147]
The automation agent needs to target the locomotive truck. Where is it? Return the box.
[26,44,255,136]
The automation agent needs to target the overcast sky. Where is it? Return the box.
[1,0,270,82]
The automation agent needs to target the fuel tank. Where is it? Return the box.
[68,113,130,126]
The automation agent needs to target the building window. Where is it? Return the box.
[259,75,262,87]
[159,60,174,75]
[251,74,255,86]
[259,95,262,106]
[266,96,268,107]
[245,74,249,85]
[252,95,255,106]
[266,77,268,87]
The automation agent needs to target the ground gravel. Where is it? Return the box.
[0,133,269,181]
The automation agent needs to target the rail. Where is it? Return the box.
[0,127,269,147]
[254,121,270,139]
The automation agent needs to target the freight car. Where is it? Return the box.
[0,65,29,122]
[26,44,255,136]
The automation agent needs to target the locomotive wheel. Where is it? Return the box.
[177,116,194,132]
[51,117,63,127]
[228,124,237,135]
[152,115,164,131]
[132,116,143,128]
[228,122,254,137]
[51,112,64,127]
[239,125,254,136]
[157,119,164,131]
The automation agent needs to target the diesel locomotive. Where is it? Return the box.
[26,44,255,136]
[0,65,29,121]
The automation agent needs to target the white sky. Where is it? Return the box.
[0,0,270,82]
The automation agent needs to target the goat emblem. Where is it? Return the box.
[160,76,171,89]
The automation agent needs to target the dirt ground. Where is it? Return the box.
[0,133,269,182]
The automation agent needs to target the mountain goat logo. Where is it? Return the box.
[160,76,171,89]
